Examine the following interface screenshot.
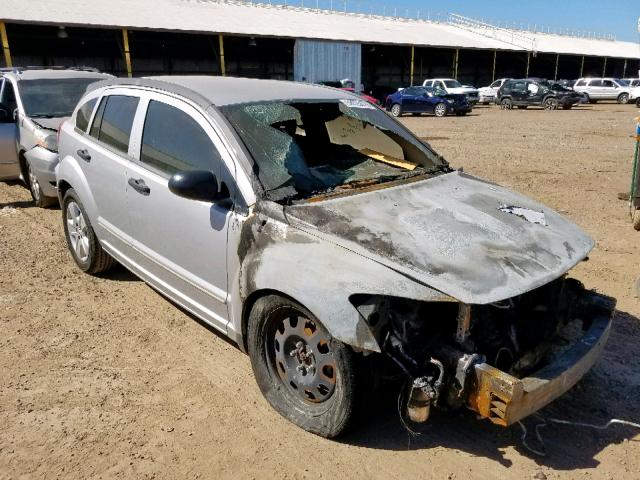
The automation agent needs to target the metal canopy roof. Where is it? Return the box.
[1,0,638,59]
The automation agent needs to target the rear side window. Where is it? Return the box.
[602,80,614,87]
[140,100,221,175]
[589,79,602,87]
[75,98,97,132]
[89,95,139,153]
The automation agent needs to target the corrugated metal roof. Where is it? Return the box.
[1,0,638,59]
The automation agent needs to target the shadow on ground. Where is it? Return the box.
[339,309,640,471]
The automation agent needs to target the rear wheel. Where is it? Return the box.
[26,161,55,208]
[62,188,116,274]
[434,102,447,117]
[618,93,630,104]
[500,98,512,110]
[390,104,402,117]
[544,97,558,110]
[633,209,640,231]
[248,295,359,438]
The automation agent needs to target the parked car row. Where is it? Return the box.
[0,67,618,439]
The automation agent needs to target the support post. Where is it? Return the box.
[492,50,497,82]
[122,29,132,78]
[554,53,559,80]
[623,58,627,79]
[218,34,226,76]
[580,55,585,77]
[453,48,459,78]
[410,45,415,86]
[0,22,12,68]
[602,57,607,77]
[525,52,530,78]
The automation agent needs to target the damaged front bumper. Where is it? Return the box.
[466,291,614,426]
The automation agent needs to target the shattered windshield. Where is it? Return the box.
[221,99,448,202]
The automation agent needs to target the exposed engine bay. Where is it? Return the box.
[352,277,615,426]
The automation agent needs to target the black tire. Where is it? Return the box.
[390,104,402,117]
[247,295,359,438]
[500,98,512,110]
[26,160,56,208]
[543,97,559,110]
[633,209,640,232]
[618,93,630,104]
[62,188,115,274]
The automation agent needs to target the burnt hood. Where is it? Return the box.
[284,171,594,305]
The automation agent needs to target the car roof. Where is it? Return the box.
[88,76,356,107]
[2,69,113,81]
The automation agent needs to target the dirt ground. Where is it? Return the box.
[1,103,640,480]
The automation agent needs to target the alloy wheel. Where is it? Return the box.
[66,201,90,263]
[618,93,629,104]
[27,163,41,202]
[391,104,401,117]
[271,314,337,404]
[434,103,447,117]
[544,98,558,110]
[500,99,512,110]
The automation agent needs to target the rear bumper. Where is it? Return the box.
[467,291,615,426]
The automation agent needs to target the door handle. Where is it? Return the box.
[76,149,91,162]
[128,177,151,196]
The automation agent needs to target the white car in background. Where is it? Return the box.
[422,78,479,105]
[477,78,510,104]
[572,78,632,104]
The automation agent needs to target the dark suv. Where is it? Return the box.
[497,79,582,110]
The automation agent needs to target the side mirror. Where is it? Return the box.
[168,170,228,203]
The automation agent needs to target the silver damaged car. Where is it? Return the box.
[0,67,112,206]
[56,76,615,437]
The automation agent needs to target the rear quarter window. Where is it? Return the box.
[75,98,97,133]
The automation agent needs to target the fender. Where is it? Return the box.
[227,204,452,353]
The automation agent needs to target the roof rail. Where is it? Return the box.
[0,66,101,74]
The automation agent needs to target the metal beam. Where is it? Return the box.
[453,48,459,78]
[218,34,226,76]
[602,57,607,77]
[623,58,628,79]
[554,53,560,80]
[0,22,12,68]
[580,55,585,77]
[492,50,497,82]
[122,29,132,78]
[525,52,530,78]
[410,45,415,86]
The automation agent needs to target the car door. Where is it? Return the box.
[601,80,617,100]
[78,91,139,259]
[510,80,527,105]
[0,78,20,179]
[587,79,603,99]
[124,92,233,332]
[401,87,422,112]
[526,82,544,106]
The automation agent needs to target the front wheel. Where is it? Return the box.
[434,102,447,117]
[500,98,512,110]
[390,104,402,117]
[26,161,55,208]
[247,295,359,438]
[62,188,116,274]
[618,93,630,104]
